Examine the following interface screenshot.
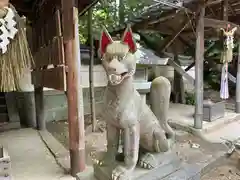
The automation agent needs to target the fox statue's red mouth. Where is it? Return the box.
[108,70,134,85]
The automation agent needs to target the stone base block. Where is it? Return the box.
[76,166,95,180]
[92,150,184,180]
[76,150,203,180]
[0,147,12,179]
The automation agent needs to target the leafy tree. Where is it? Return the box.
[78,0,151,43]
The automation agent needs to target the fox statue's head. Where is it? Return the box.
[99,25,137,86]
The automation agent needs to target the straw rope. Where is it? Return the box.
[0,4,33,92]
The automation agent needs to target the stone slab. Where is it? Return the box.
[38,130,70,172]
[76,150,227,180]
[93,150,183,180]
[160,163,201,180]
[77,160,183,180]
[76,167,95,180]
[76,151,183,180]
[0,129,74,180]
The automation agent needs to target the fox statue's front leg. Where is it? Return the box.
[99,123,120,166]
[112,124,140,180]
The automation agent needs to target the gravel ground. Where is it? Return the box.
[201,152,240,180]
[46,115,107,165]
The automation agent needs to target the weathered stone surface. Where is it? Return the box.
[94,151,182,180]
[0,147,11,179]
[94,26,175,180]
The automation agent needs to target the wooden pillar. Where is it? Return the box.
[194,4,205,129]
[221,0,228,21]
[88,8,97,132]
[62,0,85,175]
[173,49,185,104]
[34,86,45,130]
[236,41,240,113]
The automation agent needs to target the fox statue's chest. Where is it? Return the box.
[103,93,141,128]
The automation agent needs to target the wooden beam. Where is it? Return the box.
[204,18,240,35]
[62,0,86,175]
[132,9,184,31]
[157,16,192,52]
[156,1,211,53]
[194,2,205,129]
[88,7,97,132]
[207,0,223,6]
[221,0,228,20]
[173,49,185,104]
[32,67,67,91]
[185,62,195,72]
[236,42,240,113]
[184,41,216,72]
[166,56,195,85]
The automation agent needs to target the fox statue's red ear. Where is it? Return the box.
[122,25,137,53]
[99,27,113,57]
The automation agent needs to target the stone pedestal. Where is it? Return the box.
[203,100,225,122]
[0,147,12,179]
[76,150,203,180]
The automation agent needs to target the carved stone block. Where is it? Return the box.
[0,147,11,180]
[92,151,183,180]
[93,159,182,180]
[203,100,225,122]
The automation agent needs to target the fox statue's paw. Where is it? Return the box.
[96,152,115,166]
[139,153,158,169]
[112,165,131,180]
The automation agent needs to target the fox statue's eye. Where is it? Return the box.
[118,56,123,61]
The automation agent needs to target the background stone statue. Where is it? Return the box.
[95,25,175,180]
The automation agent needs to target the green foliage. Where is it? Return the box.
[78,0,151,43]
[185,92,195,105]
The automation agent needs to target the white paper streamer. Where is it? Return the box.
[0,7,18,54]
[220,62,229,99]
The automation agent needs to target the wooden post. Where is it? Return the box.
[34,86,45,130]
[221,0,228,21]
[194,4,205,129]
[62,0,85,175]
[236,41,240,113]
[88,7,97,132]
[119,0,125,24]
[173,48,185,104]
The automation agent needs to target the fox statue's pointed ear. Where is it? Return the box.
[99,27,113,57]
[122,25,137,53]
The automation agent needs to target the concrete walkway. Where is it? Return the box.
[168,103,240,143]
[0,128,74,180]
[204,120,240,143]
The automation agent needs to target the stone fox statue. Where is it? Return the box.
[98,25,175,180]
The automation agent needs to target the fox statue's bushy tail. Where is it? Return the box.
[150,76,175,140]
